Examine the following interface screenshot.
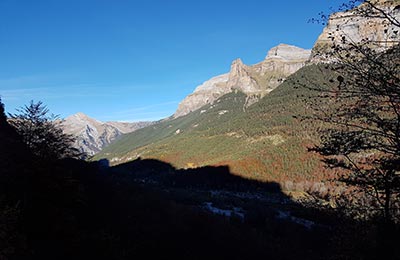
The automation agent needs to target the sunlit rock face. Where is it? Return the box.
[311,0,400,62]
[63,112,152,156]
[174,44,311,118]
[173,74,230,118]
[176,1,400,118]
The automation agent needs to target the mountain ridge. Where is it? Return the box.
[63,112,152,156]
[95,0,400,184]
[94,64,337,186]
[174,43,311,118]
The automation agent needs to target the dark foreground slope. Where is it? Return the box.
[0,108,332,259]
[2,100,398,259]
[95,64,337,185]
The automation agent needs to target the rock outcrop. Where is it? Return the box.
[175,1,400,118]
[249,44,312,91]
[226,58,259,94]
[174,44,311,118]
[63,112,152,156]
[311,0,400,61]
[173,74,230,118]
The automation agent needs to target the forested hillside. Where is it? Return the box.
[95,64,337,188]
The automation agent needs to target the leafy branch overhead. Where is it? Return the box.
[308,0,400,223]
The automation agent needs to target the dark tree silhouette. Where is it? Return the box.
[310,0,400,28]
[0,99,6,123]
[9,100,80,160]
[309,0,400,223]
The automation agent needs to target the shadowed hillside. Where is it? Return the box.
[103,159,334,259]
[0,126,331,260]
[0,104,358,258]
[1,99,398,259]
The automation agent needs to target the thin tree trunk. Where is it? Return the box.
[384,174,391,224]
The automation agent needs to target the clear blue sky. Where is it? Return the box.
[0,0,344,122]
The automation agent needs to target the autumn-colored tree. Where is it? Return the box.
[309,1,400,223]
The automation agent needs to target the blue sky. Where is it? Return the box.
[0,0,344,122]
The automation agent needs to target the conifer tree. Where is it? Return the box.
[9,100,80,160]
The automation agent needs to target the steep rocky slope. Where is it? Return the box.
[63,112,152,156]
[174,44,311,118]
[311,0,400,61]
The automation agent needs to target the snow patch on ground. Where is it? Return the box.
[111,157,121,163]
[202,202,245,220]
[276,210,315,229]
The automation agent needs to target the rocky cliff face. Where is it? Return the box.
[63,112,152,156]
[175,1,399,118]
[311,0,400,61]
[174,74,230,118]
[174,44,311,118]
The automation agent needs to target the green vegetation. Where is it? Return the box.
[95,64,337,184]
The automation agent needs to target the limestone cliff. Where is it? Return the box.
[173,74,230,118]
[249,44,312,92]
[311,0,400,61]
[63,112,152,156]
[174,44,311,118]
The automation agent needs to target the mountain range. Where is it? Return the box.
[174,44,311,118]
[2,1,399,258]
[62,112,152,156]
[73,0,400,188]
